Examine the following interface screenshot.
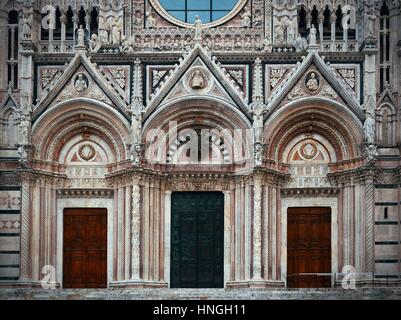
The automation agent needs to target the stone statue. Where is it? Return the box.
[293,33,307,52]
[255,37,272,52]
[309,24,317,46]
[241,8,252,28]
[74,74,88,93]
[191,70,205,89]
[146,11,156,28]
[22,14,32,39]
[121,36,134,53]
[99,18,110,43]
[254,143,265,167]
[112,17,122,44]
[306,72,319,92]
[364,111,376,144]
[250,100,267,144]
[19,115,30,145]
[77,25,85,46]
[18,146,28,165]
[194,15,203,43]
[253,10,262,26]
[130,143,143,166]
[365,144,378,163]
[367,13,376,37]
[275,22,285,44]
[286,22,295,43]
[131,112,142,145]
[89,34,100,52]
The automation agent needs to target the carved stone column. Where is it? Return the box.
[330,11,336,51]
[19,174,31,281]
[251,175,263,285]
[364,174,375,272]
[130,178,141,281]
[60,11,66,52]
[164,190,172,285]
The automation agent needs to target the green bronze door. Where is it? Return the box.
[171,192,224,288]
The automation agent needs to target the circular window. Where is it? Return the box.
[150,0,247,28]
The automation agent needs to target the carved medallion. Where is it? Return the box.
[189,69,208,90]
[300,142,318,160]
[74,73,89,93]
[304,71,320,93]
[78,144,96,161]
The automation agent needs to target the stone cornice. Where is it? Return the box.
[327,166,381,186]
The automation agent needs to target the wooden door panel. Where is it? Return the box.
[63,208,107,288]
[287,207,331,288]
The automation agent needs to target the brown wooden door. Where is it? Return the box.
[287,207,331,288]
[63,208,107,288]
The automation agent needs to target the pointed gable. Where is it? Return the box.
[0,90,19,114]
[377,85,397,107]
[266,50,365,121]
[144,44,248,118]
[32,52,129,121]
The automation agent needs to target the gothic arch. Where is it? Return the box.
[143,98,252,168]
[0,106,17,147]
[264,100,364,167]
[31,99,130,171]
[376,102,397,146]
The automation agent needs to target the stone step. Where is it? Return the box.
[1,288,401,300]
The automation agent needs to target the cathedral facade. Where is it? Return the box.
[0,0,400,289]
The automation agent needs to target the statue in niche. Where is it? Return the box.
[74,73,89,93]
[244,35,252,49]
[308,24,317,45]
[364,111,376,144]
[241,7,252,28]
[77,25,85,46]
[22,13,32,39]
[287,22,296,43]
[194,15,203,43]
[234,35,242,50]
[19,115,30,145]
[367,12,376,37]
[154,36,162,51]
[111,17,122,44]
[89,34,100,52]
[275,21,285,44]
[134,10,142,26]
[130,111,142,145]
[254,10,262,26]
[250,101,267,144]
[184,35,192,51]
[146,10,156,28]
[99,17,111,43]
[305,72,320,92]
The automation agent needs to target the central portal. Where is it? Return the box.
[171,192,224,288]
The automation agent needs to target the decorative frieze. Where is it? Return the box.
[281,188,340,197]
[56,189,114,198]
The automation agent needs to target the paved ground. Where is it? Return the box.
[0,288,401,300]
